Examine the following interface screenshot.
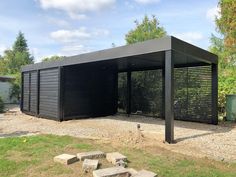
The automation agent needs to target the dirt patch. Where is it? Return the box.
[0,105,235,163]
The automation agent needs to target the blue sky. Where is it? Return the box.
[0,0,220,63]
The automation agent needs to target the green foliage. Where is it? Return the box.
[0,32,33,102]
[125,15,166,44]
[216,0,236,53]
[0,96,4,113]
[0,31,34,75]
[13,31,29,53]
[9,73,21,102]
[42,55,63,62]
[209,0,236,115]
[218,67,236,113]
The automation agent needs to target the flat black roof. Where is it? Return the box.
[22,36,218,72]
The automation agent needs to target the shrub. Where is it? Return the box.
[9,73,21,102]
[0,96,4,113]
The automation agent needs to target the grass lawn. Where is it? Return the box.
[0,134,235,177]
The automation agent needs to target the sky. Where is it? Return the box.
[0,0,220,63]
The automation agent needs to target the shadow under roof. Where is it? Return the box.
[22,36,218,72]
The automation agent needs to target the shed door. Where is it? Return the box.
[39,68,59,119]
[23,73,30,111]
[29,71,37,114]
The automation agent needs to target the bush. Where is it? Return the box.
[218,66,236,115]
[0,96,4,113]
[9,73,21,102]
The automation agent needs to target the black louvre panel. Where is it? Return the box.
[118,65,212,123]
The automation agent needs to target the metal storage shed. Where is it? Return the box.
[21,36,218,143]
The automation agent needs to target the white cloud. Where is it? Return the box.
[68,13,87,20]
[172,32,204,43]
[206,6,220,21]
[50,27,110,57]
[38,0,116,19]
[50,28,110,43]
[47,17,70,27]
[50,28,91,43]
[61,44,91,56]
[134,0,160,4]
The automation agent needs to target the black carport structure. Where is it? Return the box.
[21,36,218,143]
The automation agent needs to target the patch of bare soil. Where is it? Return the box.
[1,105,236,163]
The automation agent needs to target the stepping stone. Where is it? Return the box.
[83,159,99,171]
[93,167,130,177]
[132,170,157,177]
[115,159,126,167]
[77,151,105,161]
[127,168,138,176]
[106,152,127,165]
[54,154,78,165]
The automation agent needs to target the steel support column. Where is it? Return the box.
[162,68,165,119]
[20,72,24,112]
[165,50,174,143]
[36,70,40,115]
[211,63,218,125]
[58,67,64,121]
[127,71,131,115]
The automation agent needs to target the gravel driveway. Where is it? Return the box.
[0,105,235,163]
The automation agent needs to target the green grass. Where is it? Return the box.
[0,134,235,177]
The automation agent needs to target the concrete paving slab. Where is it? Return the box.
[127,168,138,176]
[93,167,130,177]
[83,159,99,171]
[53,154,78,165]
[77,151,105,161]
[106,152,127,165]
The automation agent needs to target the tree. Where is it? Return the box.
[216,0,236,54]
[125,15,166,44]
[13,31,28,53]
[209,0,236,115]
[0,31,34,75]
[42,55,63,62]
[0,31,34,102]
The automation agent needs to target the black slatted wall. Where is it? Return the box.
[63,64,117,119]
[39,68,59,119]
[23,73,30,111]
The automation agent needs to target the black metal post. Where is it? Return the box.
[36,70,40,116]
[28,72,31,112]
[127,71,131,115]
[20,72,24,112]
[162,68,165,119]
[211,63,218,125]
[58,67,64,121]
[165,50,174,144]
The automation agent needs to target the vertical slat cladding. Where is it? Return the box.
[23,73,30,111]
[39,68,59,119]
[30,71,37,114]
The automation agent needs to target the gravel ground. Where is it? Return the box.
[0,105,235,163]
